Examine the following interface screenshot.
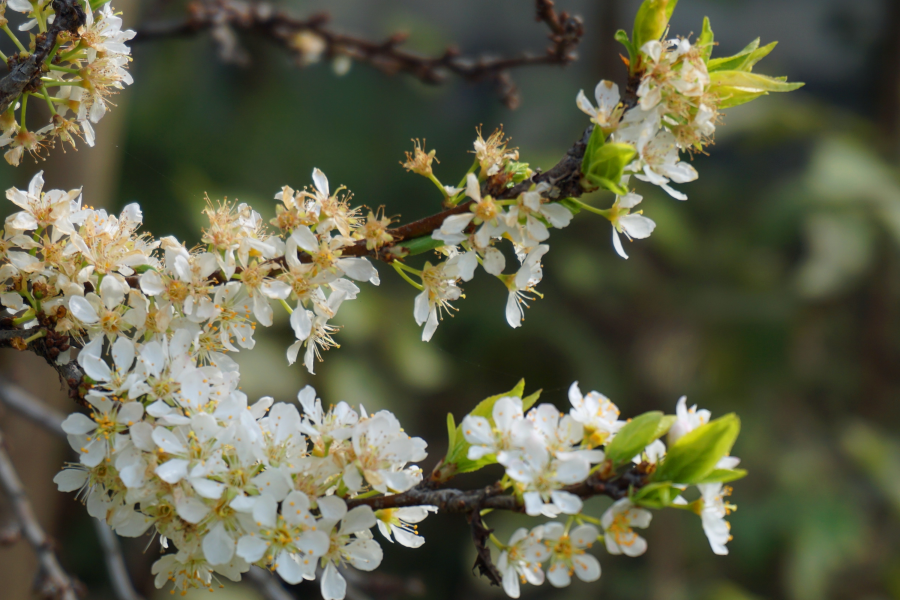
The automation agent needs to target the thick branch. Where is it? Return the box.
[0,325,86,406]
[0,427,79,600]
[133,0,583,108]
[0,0,86,114]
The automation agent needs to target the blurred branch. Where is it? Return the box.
[133,0,584,108]
[0,382,146,600]
[245,567,294,600]
[0,427,79,600]
[0,0,86,114]
[92,520,144,600]
[0,379,66,436]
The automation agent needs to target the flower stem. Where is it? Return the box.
[22,330,47,345]
[48,65,80,74]
[40,87,57,116]
[569,197,613,219]
[19,94,28,131]
[2,25,28,54]
[12,309,36,326]
[278,299,293,315]
[392,262,424,291]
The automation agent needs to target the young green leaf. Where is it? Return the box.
[652,414,741,484]
[439,380,530,476]
[605,411,675,466]
[581,132,636,197]
[632,0,679,54]
[698,17,714,63]
[707,38,760,72]
[614,29,637,66]
[695,468,748,485]
[632,482,679,509]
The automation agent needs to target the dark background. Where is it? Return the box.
[2,0,899,599]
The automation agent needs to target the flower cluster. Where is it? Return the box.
[0,168,379,374]
[474,387,740,598]
[0,1,135,165]
[56,371,428,598]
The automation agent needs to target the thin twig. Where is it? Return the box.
[133,0,583,108]
[92,520,144,600]
[0,427,79,600]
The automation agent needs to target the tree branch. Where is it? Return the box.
[92,520,144,600]
[133,0,583,108]
[0,427,79,600]
[0,0,86,114]
[0,379,66,436]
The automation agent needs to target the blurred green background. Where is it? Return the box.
[2,0,900,599]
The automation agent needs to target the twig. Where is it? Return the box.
[92,520,144,600]
[0,379,66,436]
[0,427,79,600]
[133,0,583,108]
[0,0,87,114]
[245,567,294,600]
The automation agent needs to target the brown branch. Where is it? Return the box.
[0,0,86,114]
[133,0,583,108]
[0,427,80,600]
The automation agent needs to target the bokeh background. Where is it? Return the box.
[1,0,899,598]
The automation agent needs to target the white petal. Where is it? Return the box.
[69,295,99,323]
[312,168,330,197]
[203,522,235,565]
[321,562,346,600]
[155,459,188,483]
[236,535,268,563]
[612,227,628,259]
[572,553,601,582]
[290,226,319,253]
[61,413,95,435]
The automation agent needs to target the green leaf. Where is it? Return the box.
[522,388,542,412]
[632,482,679,509]
[605,412,675,466]
[446,413,457,449]
[714,88,768,109]
[441,380,529,476]
[652,414,741,485]
[614,29,636,64]
[698,17,714,63]
[711,69,805,91]
[740,41,778,71]
[632,0,679,53]
[695,468,748,485]
[581,129,636,196]
[471,379,526,419]
[393,235,445,256]
[708,38,760,71]
[710,71,804,109]
[132,264,157,274]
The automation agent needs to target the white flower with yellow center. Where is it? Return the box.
[601,498,652,556]
[375,506,436,548]
[542,522,601,587]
